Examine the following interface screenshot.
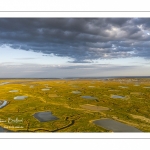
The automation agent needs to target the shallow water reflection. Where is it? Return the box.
[81,96,97,100]
[9,90,18,92]
[0,100,8,108]
[93,119,142,132]
[14,96,28,100]
[72,91,81,94]
[111,95,125,99]
[33,111,59,122]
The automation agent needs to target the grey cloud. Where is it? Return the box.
[0,18,150,62]
[14,58,37,60]
[0,63,140,78]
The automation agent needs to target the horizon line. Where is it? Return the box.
[0,75,150,79]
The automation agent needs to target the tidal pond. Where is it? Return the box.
[118,86,128,88]
[33,111,59,122]
[14,96,28,100]
[111,95,125,99]
[93,119,142,132]
[72,91,81,94]
[81,96,97,100]
[9,90,18,92]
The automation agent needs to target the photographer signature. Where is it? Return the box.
[0,117,23,124]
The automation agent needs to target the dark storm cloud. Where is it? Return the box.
[0,18,150,62]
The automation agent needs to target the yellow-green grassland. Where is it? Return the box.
[0,78,150,132]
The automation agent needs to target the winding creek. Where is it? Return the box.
[0,100,8,108]
[0,127,13,132]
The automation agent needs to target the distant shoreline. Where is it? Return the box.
[0,76,150,80]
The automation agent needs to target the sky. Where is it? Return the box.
[0,18,150,78]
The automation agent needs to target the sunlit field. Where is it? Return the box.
[0,78,150,132]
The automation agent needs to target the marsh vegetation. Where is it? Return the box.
[0,78,150,132]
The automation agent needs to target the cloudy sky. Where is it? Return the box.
[0,18,150,78]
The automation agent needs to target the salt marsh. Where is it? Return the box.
[0,78,150,132]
